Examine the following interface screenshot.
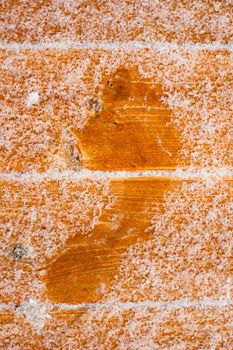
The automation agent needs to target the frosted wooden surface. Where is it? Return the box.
[0,1,232,349]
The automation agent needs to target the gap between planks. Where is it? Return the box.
[55,298,233,311]
[0,169,232,182]
[0,299,232,313]
[0,41,232,51]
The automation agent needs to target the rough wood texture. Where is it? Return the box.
[48,307,233,349]
[0,177,110,304]
[0,1,232,44]
[1,50,232,172]
[1,307,233,349]
[1,1,232,349]
[46,178,233,304]
[1,178,232,306]
[0,177,171,304]
[46,178,172,303]
[74,67,180,170]
[0,50,181,172]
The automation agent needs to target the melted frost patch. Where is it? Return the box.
[0,178,112,304]
[93,49,232,168]
[69,179,233,348]
[104,179,233,302]
[1,49,231,171]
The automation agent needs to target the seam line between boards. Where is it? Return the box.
[0,41,232,51]
[0,169,233,181]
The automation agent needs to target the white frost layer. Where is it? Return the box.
[0,298,233,314]
[1,298,232,313]
[0,41,232,51]
[15,298,52,332]
[26,91,40,108]
[0,169,232,182]
[56,298,233,311]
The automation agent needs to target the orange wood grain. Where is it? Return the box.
[45,178,233,304]
[1,49,231,172]
[1,178,232,306]
[0,14,232,345]
[73,67,180,170]
[0,313,14,325]
[0,50,181,172]
[0,178,110,304]
[46,177,173,303]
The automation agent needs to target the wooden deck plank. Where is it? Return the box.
[0,1,232,44]
[46,177,172,303]
[1,2,232,348]
[0,177,110,304]
[0,49,232,172]
[1,306,232,349]
[46,178,233,304]
[48,306,233,350]
[1,178,232,305]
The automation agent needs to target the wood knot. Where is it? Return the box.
[11,245,27,260]
[89,98,102,116]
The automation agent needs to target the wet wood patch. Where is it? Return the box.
[45,178,232,304]
[73,68,180,170]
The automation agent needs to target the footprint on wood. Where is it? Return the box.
[45,178,172,304]
[73,67,180,170]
